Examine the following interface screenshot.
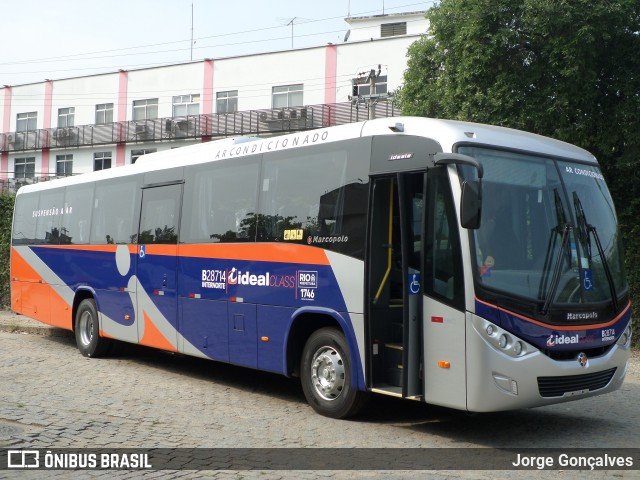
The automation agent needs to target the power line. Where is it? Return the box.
[0,2,430,68]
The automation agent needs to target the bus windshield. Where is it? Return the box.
[458,146,627,322]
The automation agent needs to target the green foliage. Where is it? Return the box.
[399,0,640,342]
[0,193,15,308]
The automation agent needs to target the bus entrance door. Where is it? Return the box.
[135,183,182,352]
[367,173,424,398]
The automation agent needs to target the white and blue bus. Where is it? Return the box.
[11,116,632,418]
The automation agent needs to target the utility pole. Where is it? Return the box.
[367,68,378,120]
[350,64,390,120]
[190,3,194,61]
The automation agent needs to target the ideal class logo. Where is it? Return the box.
[228,267,268,286]
[547,333,580,347]
[228,267,295,288]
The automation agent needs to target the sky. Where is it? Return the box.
[0,0,433,87]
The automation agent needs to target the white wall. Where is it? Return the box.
[51,73,119,127]
[213,48,327,111]
[6,83,46,131]
[346,12,428,42]
[127,63,203,119]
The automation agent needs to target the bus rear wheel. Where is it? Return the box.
[300,327,368,418]
[75,298,112,358]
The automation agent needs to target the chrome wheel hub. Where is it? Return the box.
[79,310,94,346]
[310,346,345,401]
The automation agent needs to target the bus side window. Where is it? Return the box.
[35,189,65,245]
[258,141,369,258]
[91,180,139,245]
[424,169,464,309]
[12,193,39,245]
[182,158,260,243]
[62,184,94,245]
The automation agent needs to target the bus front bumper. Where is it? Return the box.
[465,314,631,412]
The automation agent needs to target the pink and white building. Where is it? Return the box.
[0,12,427,185]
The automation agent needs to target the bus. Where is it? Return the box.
[10,116,632,418]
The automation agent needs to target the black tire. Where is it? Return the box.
[74,298,113,358]
[300,327,369,418]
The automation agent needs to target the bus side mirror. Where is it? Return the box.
[461,180,482,230]
[431,152,483,229]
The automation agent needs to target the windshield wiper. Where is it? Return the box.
[540,223,571,316]
[573,192,619,311]
[538,189,570,308]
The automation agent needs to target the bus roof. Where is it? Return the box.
[15,116,596,195]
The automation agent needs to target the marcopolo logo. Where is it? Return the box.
[546,333,580,347]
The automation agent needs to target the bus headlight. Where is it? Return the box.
[617,324,633,348]
[475,317,536,358]
[514,341,523,356]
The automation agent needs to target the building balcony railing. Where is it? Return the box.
[1,100,400,154]
[0,173,75,194]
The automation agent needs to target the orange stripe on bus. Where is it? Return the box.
[11,248,73,329]
[179,243,330,265]
[11,248,44,283]
[48,289,73,330]
[139,311,177,352]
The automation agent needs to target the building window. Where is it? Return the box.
[381,22,407,37]
[352,75,388,97]
[172,94,200,117]
[96,104,114,125]
[56,154,73,176]
[16,112,37,132]
[15,157,36,179]
[272,84,303,108]
[131,148,156,164]
[133,99,159,121]
[58,108,75,128]
[94,152,112,171]
[216,90,238,113]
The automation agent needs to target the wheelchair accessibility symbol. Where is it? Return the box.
[408,273,421,295]
[583,269,593,291]
[139,245,146,259]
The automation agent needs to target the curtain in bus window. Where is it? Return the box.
[61,184,94,244]
[183,159,259,243]
[90,180,138,244]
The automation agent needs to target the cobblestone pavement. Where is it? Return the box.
[0,311,638,479]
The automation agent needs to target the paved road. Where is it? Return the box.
[0,322,638,479]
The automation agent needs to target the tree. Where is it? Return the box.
[0,193,15,307]
[398,0,640,340]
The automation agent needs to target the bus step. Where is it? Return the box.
[384,343,404,387]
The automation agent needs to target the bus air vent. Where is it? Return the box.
[537,368,616,398]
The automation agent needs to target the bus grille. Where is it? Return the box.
[537,368,617,398]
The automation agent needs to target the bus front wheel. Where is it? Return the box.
[300,327,368,418]
[75,299,112,358]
